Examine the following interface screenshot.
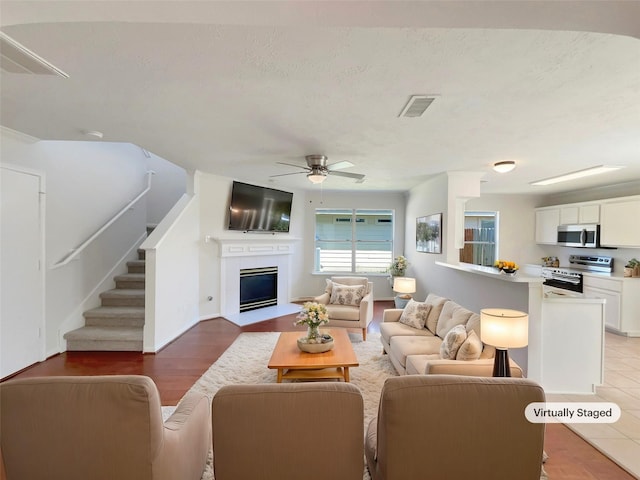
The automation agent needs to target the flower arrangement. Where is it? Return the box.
[294,302,329,343]
[494,260,519,273]
[389,255,409,276]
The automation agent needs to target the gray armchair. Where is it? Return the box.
[0,375,210,480]
[314,276,374,340]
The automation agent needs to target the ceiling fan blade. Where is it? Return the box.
[327,161,354,171]
[276,161,310,171]
[330,170,365,181]
[269,171,306,178]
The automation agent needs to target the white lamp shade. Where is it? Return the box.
[307,172,327,184]
[393,277,416,294]
[480,308,528,349]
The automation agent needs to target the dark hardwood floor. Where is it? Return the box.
[3,301,633,479]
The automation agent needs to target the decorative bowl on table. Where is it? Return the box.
[297,334,334,353]
[501,268,518,276]
[494,260,519,276]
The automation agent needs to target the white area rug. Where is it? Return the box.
[164,331,547,480]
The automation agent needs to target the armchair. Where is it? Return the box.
[0,375,210,480]
[212,382,364,480]
[314,276,374,340]
[365,375,545,480]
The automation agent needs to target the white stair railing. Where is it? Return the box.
[52,171,154,269]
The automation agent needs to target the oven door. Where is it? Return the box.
[557,224,599,248]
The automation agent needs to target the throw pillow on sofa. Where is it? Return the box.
[398,299,431,329]
[440,324,467,359]
[330,284,365,306]
[456,330,483,361]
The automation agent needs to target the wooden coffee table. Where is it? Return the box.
[268,329,359,383]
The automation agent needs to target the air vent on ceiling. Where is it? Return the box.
[0,31,69,77]
[399,95,436,118]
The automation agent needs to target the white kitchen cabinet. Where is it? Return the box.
[559,203,600,225]
[579,204,600,224]
[600,197,640,247]
[535,208,560,244]
[583,274,640,336]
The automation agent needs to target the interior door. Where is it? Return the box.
[1,166,44,378]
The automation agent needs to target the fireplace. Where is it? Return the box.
[239,266,278,312]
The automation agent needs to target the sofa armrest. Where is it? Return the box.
[359,292,374,323]
[382,309,403,323]
[425,358,524,378]
[314,292,330,304]
[156,391,211,480]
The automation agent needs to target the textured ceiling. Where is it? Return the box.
[1,1,639,194]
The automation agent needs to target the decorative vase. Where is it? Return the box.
[306,325,321,342]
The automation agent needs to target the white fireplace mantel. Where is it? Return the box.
[207,235,300,258]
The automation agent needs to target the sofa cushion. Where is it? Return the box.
[325,304,361,321]
[380,321,434,346]
[456,330,483,361]
[440,324,467,359]
[405,354,441,375]
[436,302,474,339]
[390,336,443,368]
[424,294,449,334]
[398,300,431,329]
[330,284,365,306]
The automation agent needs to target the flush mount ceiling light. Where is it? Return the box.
[530,165,625,186]
[493,161,516,173]
[83,130,104,139]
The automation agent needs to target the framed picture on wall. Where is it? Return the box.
[416,213,442,254]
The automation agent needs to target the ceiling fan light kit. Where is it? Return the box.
[270,154,365,185]
[493,161,516,173]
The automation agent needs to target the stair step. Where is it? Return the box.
[114,273,145,289]
[64,326,143,352]
[84,306,145,327]
[127,260,146,274]
[100,289,145,307]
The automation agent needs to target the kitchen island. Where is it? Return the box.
[436,261,605,394]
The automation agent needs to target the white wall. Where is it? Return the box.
[0,128,150,355]
[142,195,200,352]
[145,152,187,226]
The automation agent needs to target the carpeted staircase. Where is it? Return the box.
[64,248,146,351]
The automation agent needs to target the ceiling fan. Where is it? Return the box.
[270,155,365,184]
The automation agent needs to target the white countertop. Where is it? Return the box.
[435,261,544,283]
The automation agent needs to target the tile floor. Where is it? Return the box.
[547,332,640,477]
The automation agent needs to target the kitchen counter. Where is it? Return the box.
[435,261,544,283]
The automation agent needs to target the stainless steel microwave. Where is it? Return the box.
[557,224,600,248]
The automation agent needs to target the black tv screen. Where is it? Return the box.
[228,181,293,232]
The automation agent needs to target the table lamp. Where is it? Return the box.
[480,308,528,377]
[393,277,416,309]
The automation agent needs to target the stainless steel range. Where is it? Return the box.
[542,255,613,295]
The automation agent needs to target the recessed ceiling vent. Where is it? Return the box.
[399,95,436,118]
[0,32,69,77]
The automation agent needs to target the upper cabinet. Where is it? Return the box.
[600,197,640,248]
[559,204,600,225]
[535,195,638,247]
[535,208,560,244]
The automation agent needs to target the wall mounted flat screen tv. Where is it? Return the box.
[228,181,293,232]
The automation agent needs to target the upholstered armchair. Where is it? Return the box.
[212,382,364,480]
[365,375,546,480]
[0,375,210,480]
[314,276,374,340]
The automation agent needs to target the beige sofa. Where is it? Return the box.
[381,293,523,377]
[0,375,210,480]
[365,375,546,480]
[314,276,374,340]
